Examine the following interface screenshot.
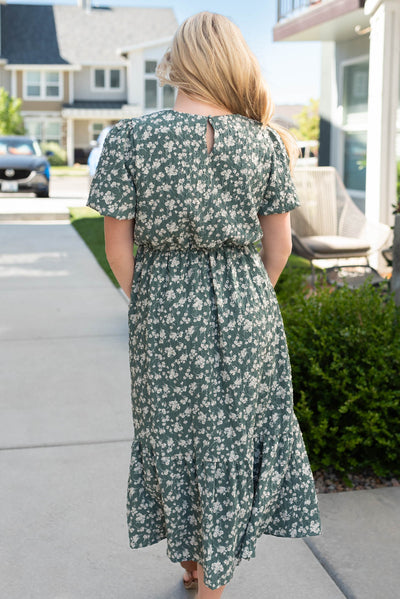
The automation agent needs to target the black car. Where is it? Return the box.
[0,135,52,197]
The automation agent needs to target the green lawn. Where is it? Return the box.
[69,206,312,298]
[70,207,139,288]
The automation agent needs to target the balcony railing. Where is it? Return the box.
[277,0,323,22]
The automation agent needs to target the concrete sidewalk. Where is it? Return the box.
[0,222,399,599]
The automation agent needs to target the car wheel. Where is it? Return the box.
[36,189,49,198]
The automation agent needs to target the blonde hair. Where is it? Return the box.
[156,11,301,173]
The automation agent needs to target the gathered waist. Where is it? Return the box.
[137,242,258,255]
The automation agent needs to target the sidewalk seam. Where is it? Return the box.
[0,333,127,343]
[0,438,133,451]
[303,538,354,599]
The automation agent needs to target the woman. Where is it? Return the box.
[86,11,321,599]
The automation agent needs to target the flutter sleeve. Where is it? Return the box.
[257,127,300,216]
[86,118,137,220]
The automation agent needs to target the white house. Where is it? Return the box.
[274,0,400,227]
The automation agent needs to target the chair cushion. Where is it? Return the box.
[301,235,371,254]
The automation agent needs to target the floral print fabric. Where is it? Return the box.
[86,109,321,590]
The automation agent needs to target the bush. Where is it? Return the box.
[281,279,400,477]
[40,142,67,166]
[275,254,313,304]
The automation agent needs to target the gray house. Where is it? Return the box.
[0,1,178,165]
[274,0,400,227]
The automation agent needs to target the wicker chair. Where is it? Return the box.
[290,166,392,284]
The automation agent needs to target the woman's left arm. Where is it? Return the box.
[104,216,136,298]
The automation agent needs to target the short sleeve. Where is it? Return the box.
[257,127,300,216]
[86,119,137,220]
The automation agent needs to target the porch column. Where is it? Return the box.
[66,118,74,167]
[364,0,400,226]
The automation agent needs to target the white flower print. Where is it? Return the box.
[86,108,321,591]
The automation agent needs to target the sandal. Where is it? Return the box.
[183,568,198,590]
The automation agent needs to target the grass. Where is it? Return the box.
[52,165,90,176]
[70,207,123,288]
[70,207,313,298]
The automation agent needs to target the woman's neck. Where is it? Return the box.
[173,89,233,116]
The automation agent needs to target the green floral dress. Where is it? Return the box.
[86,109,322,590]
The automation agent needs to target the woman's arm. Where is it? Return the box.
[104,216,136,298]
[258,212,292,287]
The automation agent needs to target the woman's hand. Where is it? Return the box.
[258,212,292,287]
[104,216,136,298]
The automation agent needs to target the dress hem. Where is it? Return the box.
[128,524,322,590]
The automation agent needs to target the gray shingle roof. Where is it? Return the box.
[1,4,69,64]
[1,4,178,65]
[63,100,125,109]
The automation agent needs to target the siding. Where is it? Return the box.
[74,66,127,101]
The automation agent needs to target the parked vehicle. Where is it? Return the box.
[87,126,113,179]
[0,135,52,197]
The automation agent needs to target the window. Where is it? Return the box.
[144,59,176,110]
[145,60,157,74]
[45,121,62,143]
[343,61,369,126]
[91,122,104,142]
[24,119,62,144]
[92,68,122,91]
[24,71,62,100]
[163,84,175,109]
[25,120,42,140]
[343,131,367,192]
[110,69,120,89]
[340,57,369,201]
[95,69,105,88]
[26,72,40,97]
[45,72,60,97]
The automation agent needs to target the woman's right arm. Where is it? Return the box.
[104,216,136,298]
[258,212,292,287]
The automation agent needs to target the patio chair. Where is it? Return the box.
[289,166,392,285]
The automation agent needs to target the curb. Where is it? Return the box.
[0,212,70,221]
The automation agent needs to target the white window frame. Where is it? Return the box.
[23,70,63,101]
[91,67,123,92]
[24,117,63,144]
[144,59,175,111]
[338,54,369,201]
[89,121,105,142]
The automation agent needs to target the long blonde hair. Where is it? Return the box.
[156,11,301,173]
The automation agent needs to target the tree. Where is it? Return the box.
[0,87,26,135]
[289,97,320,142]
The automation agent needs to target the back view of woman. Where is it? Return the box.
[86,10,321,598]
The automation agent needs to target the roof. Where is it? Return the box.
[0,4,178,65]
[63,100,126,109]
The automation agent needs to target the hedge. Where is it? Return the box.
[279,278,400,477]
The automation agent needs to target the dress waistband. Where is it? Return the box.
[137,243,258,255]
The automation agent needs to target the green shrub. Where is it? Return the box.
[281,279,400,477]
[275,254,314,305]
[40,142,67,166]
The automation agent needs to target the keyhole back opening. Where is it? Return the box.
[206,119,215,155]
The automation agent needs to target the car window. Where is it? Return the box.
[7,141,35,155]
[0,140,40,156]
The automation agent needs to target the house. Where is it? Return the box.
[0,0,178,165]
[271,104,306,130]
[274,0,400,227]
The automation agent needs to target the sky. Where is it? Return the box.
[8,0,321,105]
